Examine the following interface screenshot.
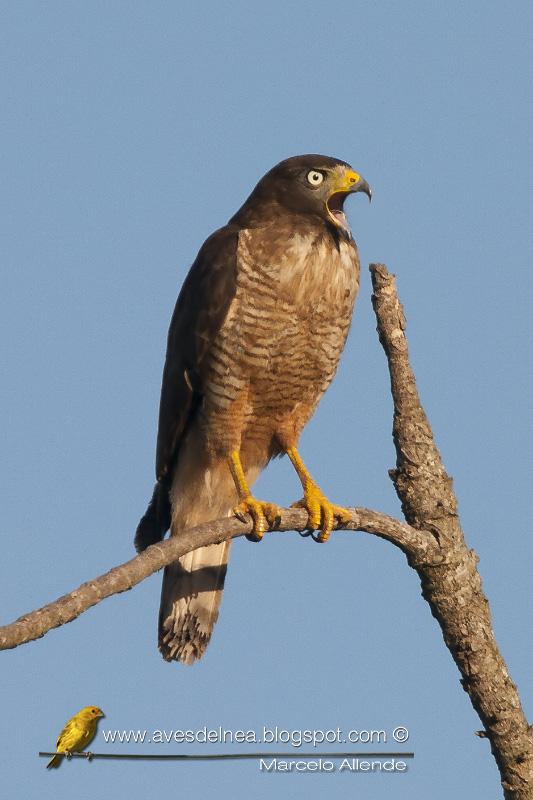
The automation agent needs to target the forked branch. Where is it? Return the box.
[1,263,530,798]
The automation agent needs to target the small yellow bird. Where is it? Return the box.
[46,706,105,769]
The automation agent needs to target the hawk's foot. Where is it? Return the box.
[292,481,351,542]
[233,496,281,542]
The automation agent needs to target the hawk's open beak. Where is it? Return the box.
[337,169,372,202]
[326,168,371,230]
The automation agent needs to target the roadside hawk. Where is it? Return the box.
[135,154,371,663]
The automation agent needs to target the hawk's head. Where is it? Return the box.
[235,154,371,234]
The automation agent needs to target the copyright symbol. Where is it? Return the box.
[393,726,409,742]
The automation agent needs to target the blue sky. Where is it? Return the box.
[1,2,532,798]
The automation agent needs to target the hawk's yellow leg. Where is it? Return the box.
[287,446,351,542]
[229,451,281,542]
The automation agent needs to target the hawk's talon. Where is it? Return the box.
[292,482,351,543]
[233,496,281,542]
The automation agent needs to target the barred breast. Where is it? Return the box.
[201,224,360,463]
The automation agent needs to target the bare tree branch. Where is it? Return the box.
[370,262,533,800]
[2,261,530,797]
[0,507,429,652]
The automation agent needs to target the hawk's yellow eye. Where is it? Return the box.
[306,170,324,187]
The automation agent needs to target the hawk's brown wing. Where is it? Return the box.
[134,224,238,551]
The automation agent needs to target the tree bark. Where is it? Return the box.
[370,262,533,799]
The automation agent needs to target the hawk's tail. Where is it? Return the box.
[158,442,242,664]
[159,539,231,663]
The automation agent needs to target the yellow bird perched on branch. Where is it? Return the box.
[46,706,105,768]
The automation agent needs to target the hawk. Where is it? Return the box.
[135,154,371,663]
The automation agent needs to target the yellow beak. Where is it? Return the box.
[330,168,372,201]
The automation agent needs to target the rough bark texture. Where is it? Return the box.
[0,262,530,797]
[370,262,533,800]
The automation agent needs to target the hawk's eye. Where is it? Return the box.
[306,170,324,187]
